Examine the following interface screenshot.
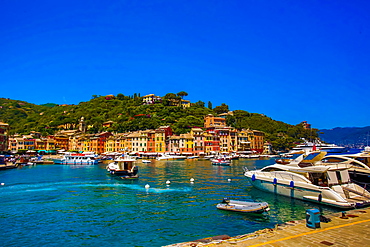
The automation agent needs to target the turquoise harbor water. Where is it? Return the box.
[0,159,341,247]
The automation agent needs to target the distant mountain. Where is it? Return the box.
[319,126,370,147]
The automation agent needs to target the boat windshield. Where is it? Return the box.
[308,172,329,187]
[261,167,286,172]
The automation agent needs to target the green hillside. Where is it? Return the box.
[0,93,318,151]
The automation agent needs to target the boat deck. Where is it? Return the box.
[166,208,370,247]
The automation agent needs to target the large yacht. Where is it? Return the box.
[244,154,370,209]
[53,152,99,165]
[290,139,348,154]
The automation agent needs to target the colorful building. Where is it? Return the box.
[168,135,181,154]
[179,133,193,154]
[204,114,226,129]
[142,94,162,104]
[190,128,204,155]
[0,122,9,152]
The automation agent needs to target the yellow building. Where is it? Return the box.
[239,129,265,153]
[23,135,36,150]
[35,138,47,150]
[249,130,265,153]
[228,128,238,152]
[8,136,24,153]
[69,135,83,152]
[142,94,162,104]
[179,133,193,154]
[203,132,213,154]
[237,130,251,152]
[155,129,166,153]
[46,137,56,151]
[105,136,117,153]
[81,137,91,152]
[118,133,129,152]
[180,99,191,108]
[190,128,204,155]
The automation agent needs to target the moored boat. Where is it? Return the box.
[53,152,99,165]
[216,198,270,213]
[244,160,370,209]
[106,156,138,178]
[0,155,18,170]
[187,156,199,159]
[211,158,231,166]
[322,152,370,185]
[156,154,187,161]
[290,139,348,154]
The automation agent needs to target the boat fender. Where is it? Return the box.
[273,178,277,185]
[290,181,294,188]
[252,174,256,181]
[318,193,322,202]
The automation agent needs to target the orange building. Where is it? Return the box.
[145,130,156,153]
[53,135,69,151]
[204,114,226,129]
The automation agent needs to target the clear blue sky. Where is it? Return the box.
[1,0,369,129]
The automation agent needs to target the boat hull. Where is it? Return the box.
[212,162,231,166]
[157,157,186,161]
[53,159,98,165]
[245,175,359,209]
[217,200,269,213]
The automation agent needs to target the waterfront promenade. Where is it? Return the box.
[168,208,370,247]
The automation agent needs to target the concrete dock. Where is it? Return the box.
[167,208,370,247]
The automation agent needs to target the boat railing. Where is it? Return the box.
[251,170,307,183]
[342,184,370,199]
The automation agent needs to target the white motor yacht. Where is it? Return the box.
[156,154,187,161]
[53,152,99,165]
[244,159,370,209]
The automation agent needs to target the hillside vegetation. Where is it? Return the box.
[0,93,318,151]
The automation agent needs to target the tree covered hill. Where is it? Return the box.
[0,93,318,151]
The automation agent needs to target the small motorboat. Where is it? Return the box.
[142,160,151,164]
[211,158,231,166]
[216,198,270,213]
[106,157,138,178]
